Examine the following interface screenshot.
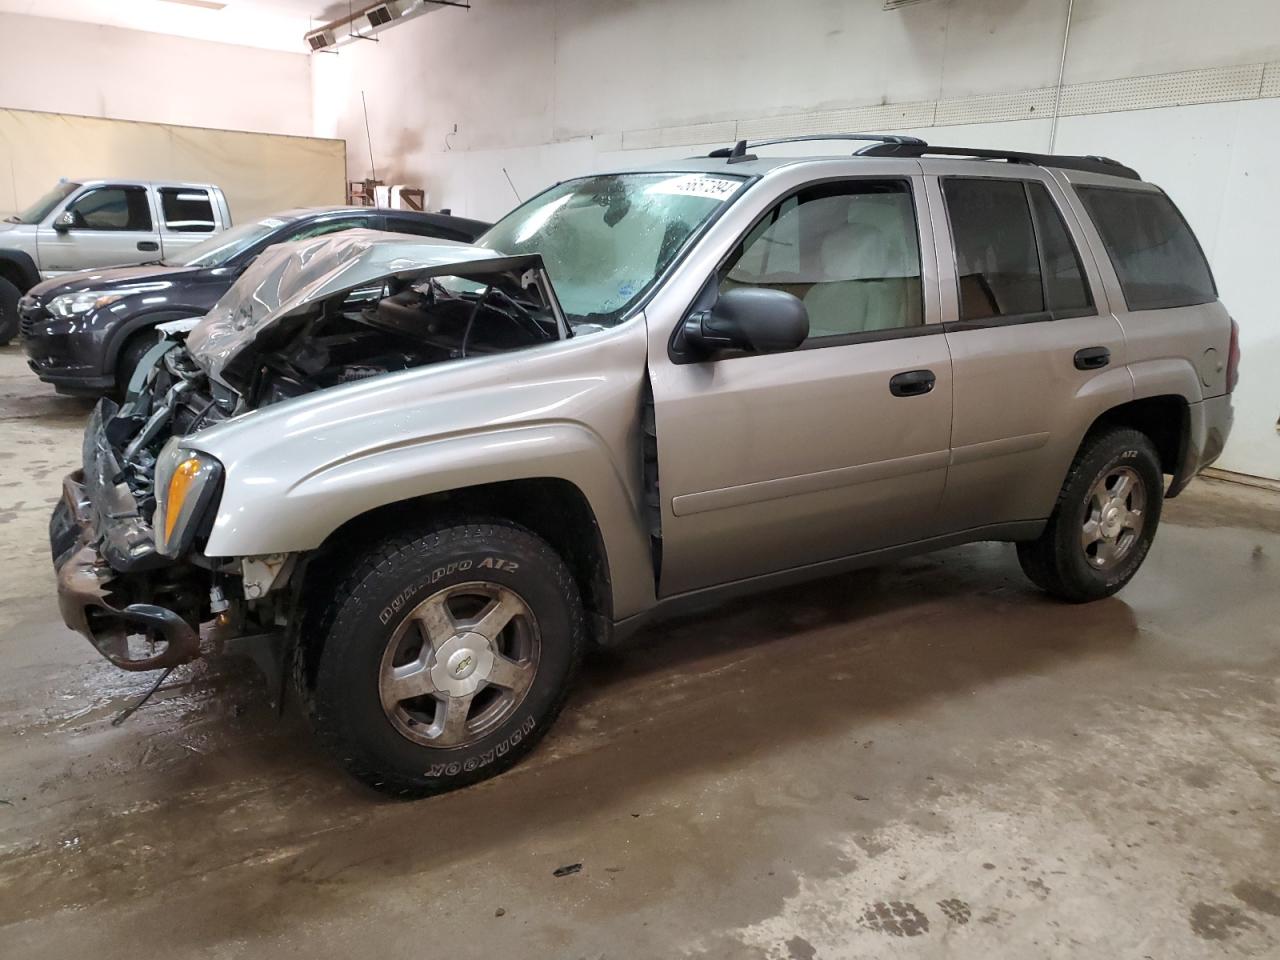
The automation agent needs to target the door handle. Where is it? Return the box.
[889,369,936,397]
[1074,346,1111,370]
[137,241,159,252]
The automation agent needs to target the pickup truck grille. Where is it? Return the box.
[17,295,45,339]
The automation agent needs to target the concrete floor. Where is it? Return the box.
[0,344,1277,960]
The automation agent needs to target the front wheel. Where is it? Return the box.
[115,330,159,398]
[1017,427,1164,603]
[307,521,586,796]
[0,276,20,345]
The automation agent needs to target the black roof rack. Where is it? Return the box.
[706,132,1140,180]
[854,140,1141,180]
[708,133,926,164]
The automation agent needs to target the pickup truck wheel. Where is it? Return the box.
[309,521,585,797]
[1017,427,1163,603]
[0,277,20,345]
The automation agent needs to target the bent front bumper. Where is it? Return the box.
[51,405,202,672]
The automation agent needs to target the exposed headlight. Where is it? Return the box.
[46,290,124,318]
[154,440,223,557]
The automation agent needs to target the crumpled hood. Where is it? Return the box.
[185,228,498,384]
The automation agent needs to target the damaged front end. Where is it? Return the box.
[51,396,212,671]
[51,229,571,673]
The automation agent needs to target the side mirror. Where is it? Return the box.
[52,211,75,233]
[684,287,809,357]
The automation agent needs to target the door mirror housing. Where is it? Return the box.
[52,210,76,232]
[684,287,809,357]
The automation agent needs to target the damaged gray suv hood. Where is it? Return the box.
[185,228,501,384]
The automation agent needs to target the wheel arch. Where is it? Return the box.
[0,250,41,292]
[1082,393,1191,496]
[103,309,202,372]
[304,477,615,643]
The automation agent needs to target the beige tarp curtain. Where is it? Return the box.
[0,108,346,222]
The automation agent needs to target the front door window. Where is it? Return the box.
[721,179,923,341]
[64,186,153,232]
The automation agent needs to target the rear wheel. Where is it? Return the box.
[1017,427,1163,603]
[307,521,585,797]
[0,276,20,346]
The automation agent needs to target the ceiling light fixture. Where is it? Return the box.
[304,0,469,53]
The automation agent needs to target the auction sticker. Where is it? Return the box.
[649,174,742,201]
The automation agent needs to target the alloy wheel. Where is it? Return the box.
[378,581,540,748]
[1081,466,1147,570]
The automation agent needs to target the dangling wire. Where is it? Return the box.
[112,666,174,726]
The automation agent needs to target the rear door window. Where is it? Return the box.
[942,177,1093,322]
[1076,185,1216,311]
[1028,182,1092,314]
[160,187,216,233]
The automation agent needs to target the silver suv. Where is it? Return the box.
[48,135,1237,796]
[1,179,231,342]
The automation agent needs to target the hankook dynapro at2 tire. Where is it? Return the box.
[1017,427,1164,603]
[308,521,585,797]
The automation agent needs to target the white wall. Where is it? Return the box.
[0,12,313,136]
[313,0,1280,478]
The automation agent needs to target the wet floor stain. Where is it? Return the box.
[1025,877,1051,900]
[858,900,930,937]
[1232,880,1280,917]
[938,897,972,924]
[784,934,817,959]
[1189,902,1264,940]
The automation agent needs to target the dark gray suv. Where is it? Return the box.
[19,206,488,396]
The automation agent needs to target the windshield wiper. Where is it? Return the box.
[2,216,21,224]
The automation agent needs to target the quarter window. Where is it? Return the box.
[721,180,923,340]
[1076,185,1216,311]
[159,188,216,233]
[943,178,1093,322]
[65,186,152,232]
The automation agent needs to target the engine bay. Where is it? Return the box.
[241,276,560,406]
[107,261,566,527]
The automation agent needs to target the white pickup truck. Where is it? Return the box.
[0,179,232,343]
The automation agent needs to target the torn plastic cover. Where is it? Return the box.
[185,228,503,386]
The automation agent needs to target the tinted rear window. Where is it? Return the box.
[160,187,216,233]
[943,177,1093,321]
[1076,186,1216,311]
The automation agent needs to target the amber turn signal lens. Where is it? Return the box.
[164,457,203,542]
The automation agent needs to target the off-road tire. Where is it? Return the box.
[1017,427,1163,603]
[0,276,20,346]
[308,520,585,797]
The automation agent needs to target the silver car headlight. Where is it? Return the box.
[154,439,223,558]
[46,290,124,318]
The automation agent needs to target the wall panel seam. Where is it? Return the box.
[618,60,1280,151]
